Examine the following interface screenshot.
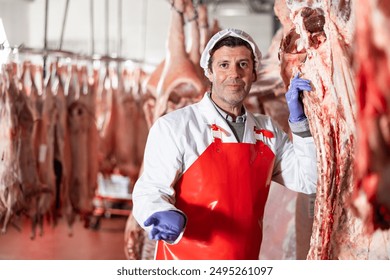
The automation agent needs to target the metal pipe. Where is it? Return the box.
[43,0,49,79]
[44,0,49,50]
[90,0,95,54]
[105,0,109,55]
[59,0,70,50]
[118,0,122,56]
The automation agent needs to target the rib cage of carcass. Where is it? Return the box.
[275,0,385,259]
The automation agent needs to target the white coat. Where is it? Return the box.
[132,94,318,230]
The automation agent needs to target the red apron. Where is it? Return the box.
[155,125,275,260]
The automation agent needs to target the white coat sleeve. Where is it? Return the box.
[132,117,186,232]
[271,120,318,194]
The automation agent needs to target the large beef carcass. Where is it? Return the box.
[276,0,362,260]
[352,0,390,232]
[274,0,390,259]
[247,27,309,260]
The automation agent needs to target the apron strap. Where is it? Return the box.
[254,127,274,142]
[210,124,275,144]
[210,124,222,143]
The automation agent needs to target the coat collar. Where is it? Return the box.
[196,93,258,144]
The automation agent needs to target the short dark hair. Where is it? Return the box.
[207,36,256,76]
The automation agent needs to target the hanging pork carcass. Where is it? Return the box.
[352,0,390,232]
[0,65,25,234]
[148,0,206,123]
[15,62,51,239]
[29,63,58,237]
[64,65,98,233]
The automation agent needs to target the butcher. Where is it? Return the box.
[132,28,318,260]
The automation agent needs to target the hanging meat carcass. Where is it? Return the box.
[28,63,57,236]
[274,0,388,259]
[64,65,97,233]
[245,27,303,259]
[352,0,390,231]
[185,1,209,91]
[152,0,206,121]
[52,62,72,228]
[113,67,148,189]
[15,62,50,239]
[96,66,118,175]
[0,65,24,234]
[198,3,210,53]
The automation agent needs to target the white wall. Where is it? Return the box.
[0,0,273,66]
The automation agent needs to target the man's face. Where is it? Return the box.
[206,45,256,111]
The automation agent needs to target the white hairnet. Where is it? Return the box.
[200,28,262,75]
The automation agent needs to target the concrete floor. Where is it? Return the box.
[0,215,128,260]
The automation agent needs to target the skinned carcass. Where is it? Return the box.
[275,0,390,259]
[0,66,24,234]
[64,65,97,234]
[249,26,314,260]
[152,0,206,121]
[17,62,50,239]
[276,0,361,260]
[29,64,57,237]
[113,67,149,190]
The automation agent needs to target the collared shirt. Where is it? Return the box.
[207,92,246,142]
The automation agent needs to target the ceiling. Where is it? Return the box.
[197,0,275,14]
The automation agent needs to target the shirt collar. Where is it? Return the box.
[207,92,247,123]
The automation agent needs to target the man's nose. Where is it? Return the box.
[228,65,241,78]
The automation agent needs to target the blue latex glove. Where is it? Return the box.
[286,73,312,123]
[144,210,185,242]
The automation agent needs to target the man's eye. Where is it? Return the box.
[219,63,228,68]
[240,62,249,68]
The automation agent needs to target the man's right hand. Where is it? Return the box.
[144,210,186,242]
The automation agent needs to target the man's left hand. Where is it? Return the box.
[286,73,312,123]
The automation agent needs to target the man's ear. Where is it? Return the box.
[205,69,213,83]
[252,71,257,83]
